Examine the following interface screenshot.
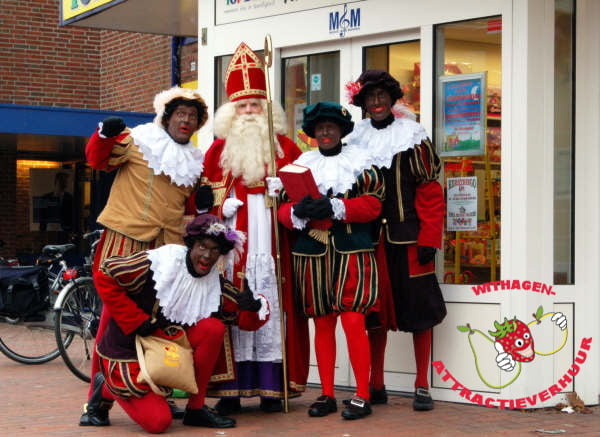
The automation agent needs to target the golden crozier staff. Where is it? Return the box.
[263,34,289,413]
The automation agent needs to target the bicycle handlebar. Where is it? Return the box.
[83,230,103,241]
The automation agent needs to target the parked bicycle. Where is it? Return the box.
[0,242,77,364]
[0,240,19,267]
[54,230,103,382]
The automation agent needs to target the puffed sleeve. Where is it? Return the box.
[342,165,385,223]
[96,251,152,334]
[409,138,445,248]
[86,128,134,171]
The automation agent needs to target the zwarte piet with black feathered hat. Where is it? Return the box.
[349,70,404,108]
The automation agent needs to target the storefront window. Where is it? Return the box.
[12,155,89,265]
[435,17,502,284]
[282,52,339,148]
[364,40,421,119]
[554,0,575,284]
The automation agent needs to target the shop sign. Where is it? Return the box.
[328,3,361,38]
[216,0,350,25]
[437,72,486,157]
[447,176,477,231]
[436,283,592,409]
[60,0,124,25]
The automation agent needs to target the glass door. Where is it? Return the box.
[281,52,340,148]
[435,17,502,285]
[362,38,423,391]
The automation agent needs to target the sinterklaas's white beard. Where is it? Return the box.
[220,114,277,185]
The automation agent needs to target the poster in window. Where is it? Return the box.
[447,176,478,231]
[30,169,74,232]
[437,72,486,157]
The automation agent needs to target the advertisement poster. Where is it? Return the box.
[437,72,486,157]
[447,176,478,231]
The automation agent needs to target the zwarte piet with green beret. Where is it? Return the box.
[302,101,354,138]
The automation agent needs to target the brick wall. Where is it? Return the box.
[0,0,172,111]
[0,0,101,108]
[99,31,172,112]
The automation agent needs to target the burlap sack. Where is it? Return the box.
[135,326,198,396]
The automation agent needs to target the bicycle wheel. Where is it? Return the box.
[0,307,62,364]
[54,277,102,382]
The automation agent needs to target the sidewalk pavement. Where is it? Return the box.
[1,353,598,436]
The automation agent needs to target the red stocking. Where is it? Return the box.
[117,392,172,434]
[185,317,226,409]
[340,312,370,401]
[413,329,432,389]
[313,313,338,398]
[368,327,387,390]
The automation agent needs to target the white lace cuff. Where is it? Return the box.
[331,198,346,220]
[97,122,107,138]
[291,207,309,229]
[257,294,270,321]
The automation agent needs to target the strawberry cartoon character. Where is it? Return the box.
[489,317,535,371]
[457,306,568,386]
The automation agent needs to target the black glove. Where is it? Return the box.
[237,288,262,313]
[135,318,159,337]
[305,196,333,219]
[417,246,437,265]
[100,116,126,137]
[195,185,214,211]
[293,195,314,219]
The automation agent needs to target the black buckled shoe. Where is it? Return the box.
[308,395,337,417]
[260,397,283,413]
[168,399,185,419]
[413,387,434,411]
[214,397,242,415]
[341,396,371,420]
[370,386,388,404]
[183,405,236,428]
[343,386,388,406]
[79,373,113,426]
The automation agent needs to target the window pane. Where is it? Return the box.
[554,0,575,284]
[215,55,232,108]
[435,17,502,284]
[282,52,339,148]
[215,50,264,108]
[365,41,421,118]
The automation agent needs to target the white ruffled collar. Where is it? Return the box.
[294,144,371,196]
[130,123,204,188]
[147,244,221,326]
[346,117,429,169]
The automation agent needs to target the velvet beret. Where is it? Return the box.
[302,101,354,138]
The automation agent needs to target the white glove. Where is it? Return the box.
[222,198,244,218]
[551,312,567,330]
[266,177,283,198]
[494,341,516,372]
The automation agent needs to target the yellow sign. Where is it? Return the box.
[61,0,122,24]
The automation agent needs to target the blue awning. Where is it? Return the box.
[0,104,153,137]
